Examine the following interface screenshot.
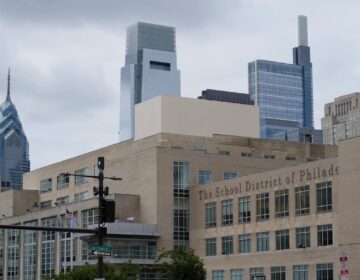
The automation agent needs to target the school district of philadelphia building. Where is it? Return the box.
[1,125,360,279]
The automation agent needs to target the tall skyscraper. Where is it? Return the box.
[119,22,181,141]
[248,16,320,143]
[0,69,30,191]
[322,92,360,144]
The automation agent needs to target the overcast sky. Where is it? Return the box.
[0,0,359,169]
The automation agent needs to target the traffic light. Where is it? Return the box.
[97,157,105,171]
[104,199,115,223]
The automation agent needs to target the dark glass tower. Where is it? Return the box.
[0,69,30,190]
[249,16,320,143]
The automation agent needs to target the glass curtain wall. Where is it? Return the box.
[173,161,189,248]
[23,221,37,280]
[0,229,3,280]
[81,208,99,261]
[7,228,20,280]
[41,217,56,278]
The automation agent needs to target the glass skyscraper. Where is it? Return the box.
[249,16,321,143]
[0,69,30,191]
[119,22,181,141]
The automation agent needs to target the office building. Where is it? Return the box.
[119,22,181,141]
[134,95,259,140]
[0,70,30,191]
[321,92,360,144]
[249,16,321,143]
[191,136,359,280]
[198,89,254,105]
[0,130,338,279]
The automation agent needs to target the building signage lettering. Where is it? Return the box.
[198,164,339,201]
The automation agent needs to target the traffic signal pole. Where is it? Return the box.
[97,162,105,278]
[0,157,121,280]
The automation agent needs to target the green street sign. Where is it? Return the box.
[92,245,112,252]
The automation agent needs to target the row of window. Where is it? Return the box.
[40,167,90,193]
[205,181,332,228]
[205,224,333,256]
[40,191,89,209]
[211,263,333,280]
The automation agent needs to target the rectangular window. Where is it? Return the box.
[293,265,308,280]
[295,185,310,215]
[221,236,233,255]
[276,229,289,250]
[149,60,171,71]
[75,167,88,185]
[224,172,237,180]
[296,227,310,248]
[56,196,69,206]
[219,150,230,155]
[317,224,333,246]
[238,196,251,223]
[231,269,244,280]
[205,202,216,228]
[81,209,99,261]
[0,229,3,280]
[41,217,56,278]
[198,171,213,185]
[250,267,265,279]
[57,174,69,190]
[212,270,224,280]
[275,189,289,217]
[173,161,190,249]
[23,221,37,280]
[264,154,275,159]
[7,228,20,280]
[286,155,296,160]
[40,178,52,193]
[239,234,251,253]
[271,266,286,280]
[256,193,269,221]
[241,152,253,157]
[316,263,333,280]
[74,191,89,202]
[205,238,216,256]
[221,199,233,226]
[40,200,52,209]
[317,181,332,213]
[256,232,269,252]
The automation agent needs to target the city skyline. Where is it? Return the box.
[0,0,359,169]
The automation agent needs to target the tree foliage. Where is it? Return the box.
[46,261,139,280]
[157,248,206,280]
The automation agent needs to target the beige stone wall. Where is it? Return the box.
[134,96,260,140]
[189,136,360,279]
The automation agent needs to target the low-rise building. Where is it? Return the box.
[0,132,343,280]
[321,92,360,144]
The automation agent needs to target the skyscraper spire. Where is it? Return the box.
[6,68,11,102]
[298,15,308,47]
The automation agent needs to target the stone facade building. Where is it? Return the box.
[1,132,356,280]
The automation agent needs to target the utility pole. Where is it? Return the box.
[97,157,105,279]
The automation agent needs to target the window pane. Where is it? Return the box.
[221,199,233,226]
[295,186,310,215]
[316,181,332,213]
[238,196,251,223]
[256,193,269,221]
[205,202,217,228]
[275,189,289,217]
